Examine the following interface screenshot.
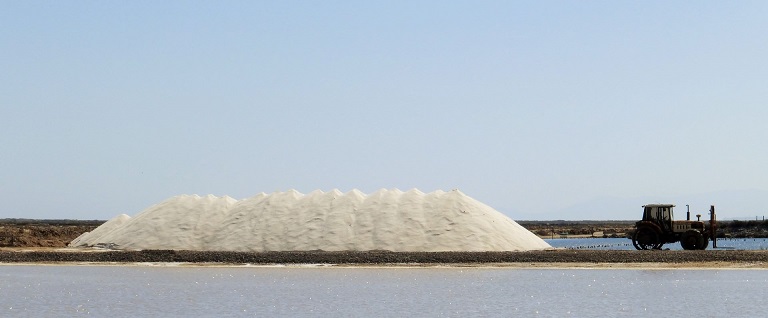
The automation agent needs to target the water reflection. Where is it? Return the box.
[1,266,765,317]
[545,237,768,250]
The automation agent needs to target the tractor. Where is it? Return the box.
[631,204,717,250]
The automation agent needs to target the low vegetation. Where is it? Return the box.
[718,220,768,238]
[518,220,768,239]
[517,221,634,239]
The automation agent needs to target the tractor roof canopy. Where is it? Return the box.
[642,204,675,208]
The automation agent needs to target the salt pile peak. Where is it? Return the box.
[72,189,551,252]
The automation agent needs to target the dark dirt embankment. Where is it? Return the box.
[2,250,767,266]
[0,220,102,247]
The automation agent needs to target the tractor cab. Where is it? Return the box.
[641,204,674,232]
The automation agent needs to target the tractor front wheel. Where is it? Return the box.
[698,233,709,250]
[632,227,659,250]
[680,230,707,250]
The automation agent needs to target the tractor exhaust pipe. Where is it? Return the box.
[710,205,717,248]
[686,204,690,221]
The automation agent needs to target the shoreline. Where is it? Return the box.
[1,249,767,269]
[1,261,766,269]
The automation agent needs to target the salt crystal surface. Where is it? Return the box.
[69,214,131,247]
[79,189,551,252]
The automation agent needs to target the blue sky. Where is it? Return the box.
[2,1,767,220]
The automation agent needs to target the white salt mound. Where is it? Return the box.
[77,189,551,252]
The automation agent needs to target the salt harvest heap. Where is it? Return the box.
[71,189,551,252]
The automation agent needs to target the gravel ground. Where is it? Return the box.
[1,249,767,267]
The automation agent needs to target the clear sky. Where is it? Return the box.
[2,1,767,220]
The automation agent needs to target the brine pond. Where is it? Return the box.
[544,237,768,250]
[1,265,764,317]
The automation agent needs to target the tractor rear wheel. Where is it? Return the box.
[680,230,706,250]
[632,227,659,250]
